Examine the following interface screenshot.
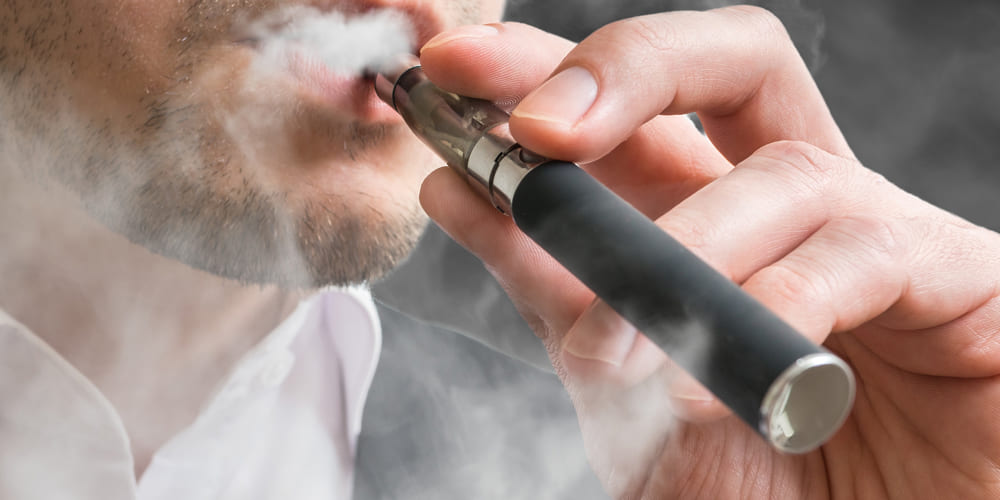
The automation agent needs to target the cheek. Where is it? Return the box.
[58,1,189,117]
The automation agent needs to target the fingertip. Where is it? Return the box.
[561,350,628,386]
[420,166,496,236]
[417,166,459,220]
[667,396,730,423]
[508,115,572,158]
[510,81,636,163]
[508,115,613,164]
[420,22,572,102]
[665,373,730,422]
[561,299,638,371]
[420,23,500,54]
[561,305,667,390]
[418,166,525,267]
[419,24,505,97]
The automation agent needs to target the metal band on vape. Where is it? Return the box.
[465,132,512,211]
[467,135,544,214]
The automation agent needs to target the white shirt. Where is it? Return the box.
[0,287,381,500]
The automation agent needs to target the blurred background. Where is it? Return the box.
[504,0,1000,230]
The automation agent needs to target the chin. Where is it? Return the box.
[119,176,431,289]
[85,116,437,290]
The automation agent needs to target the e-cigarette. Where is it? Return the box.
[374,57,855,453]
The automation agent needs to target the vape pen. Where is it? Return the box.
[374,57,855,453]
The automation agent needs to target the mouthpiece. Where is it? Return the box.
[372,53,420,105]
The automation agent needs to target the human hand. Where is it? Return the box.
[419,6,1000,499]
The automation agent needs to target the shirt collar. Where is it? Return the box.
[0,285,383,496]
[318,285,382,449]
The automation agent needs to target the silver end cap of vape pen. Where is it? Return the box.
[760,352,855,454]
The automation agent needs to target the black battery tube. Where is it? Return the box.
[510,160,846,440]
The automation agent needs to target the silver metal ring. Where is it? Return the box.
[759,352,856,454]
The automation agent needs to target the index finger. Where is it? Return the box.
[419,21,733,217]
[510,6,854,164]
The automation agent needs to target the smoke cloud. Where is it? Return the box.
[240,7,415,76]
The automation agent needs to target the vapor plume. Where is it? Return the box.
[240,7,415,76]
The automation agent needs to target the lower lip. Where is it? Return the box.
[283,50,402,124]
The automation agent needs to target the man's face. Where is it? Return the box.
[0,0,503,287]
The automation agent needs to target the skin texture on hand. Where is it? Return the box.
[419,7,1000,499]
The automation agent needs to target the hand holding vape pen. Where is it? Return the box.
[374,56,855,453]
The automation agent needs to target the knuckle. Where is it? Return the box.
[658,210,722,270]
[753,140,830,174]
[908,216,986,284]
[588,14,679,60]
[752,261,825,310]
[828,215,908,265]
[720,5,792,46]
[955,312,1000,370]
[623,15,679,55]
[750,141,905,221]
[748,140,848,195]
[742,141,894,204]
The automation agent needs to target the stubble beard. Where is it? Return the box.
[0,0,498,288]
[2,56,430,291]
[82,96,431,289]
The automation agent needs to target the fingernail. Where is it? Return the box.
[421,24,499,52]
[668,374,715,403]
[670,392,715,403]
[562,302,637,367]
[512,66,598,126]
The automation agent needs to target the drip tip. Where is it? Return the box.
[373,53,421,107]
[368,60,534,212]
